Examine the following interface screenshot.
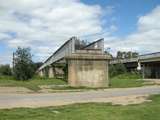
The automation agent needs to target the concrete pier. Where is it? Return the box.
[66,51,110,87]
[39,70,44,77]
[48,66,54,78]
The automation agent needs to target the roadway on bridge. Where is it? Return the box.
[0,86,160,109]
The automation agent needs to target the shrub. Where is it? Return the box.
[109,63,127,77]
[0,64,12,76]
[13,47,34,80]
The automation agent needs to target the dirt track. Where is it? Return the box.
[0,86,160,109]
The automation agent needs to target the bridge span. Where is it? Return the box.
[38,37,111,88]
[110,52,160,79]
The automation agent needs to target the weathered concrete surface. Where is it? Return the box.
[48,66,54,78]
[0,86,160,109]
[39,70,44,77]
[67,53,110,87]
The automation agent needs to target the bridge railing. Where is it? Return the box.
[110,57,138,64]
[83,38,104,53]
[139,52,160,60]
[39,37,76,70]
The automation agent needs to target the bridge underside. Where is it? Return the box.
[142,61,160,79]
[124,62,138,72]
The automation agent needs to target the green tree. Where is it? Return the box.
[109,63,127,77]
[116,51,139,59]
[13,47,34,80]
[0,64,12,76]
[33,62,43,72]
[132,52,139,58]
[117,51,124,59]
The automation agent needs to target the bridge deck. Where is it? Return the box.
[110,52,160,64]
[110,58,138,64]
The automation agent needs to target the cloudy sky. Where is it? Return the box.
[0,0,160,64]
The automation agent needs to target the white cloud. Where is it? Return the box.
[105,6,160,56]
[0,0,106,63]
[138,6,160,32]
[1,0,160,64]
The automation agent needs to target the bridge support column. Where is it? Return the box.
[142,64,145,79]
[48,66,55,78]
[67,54,110,88]
[39,70,44,77]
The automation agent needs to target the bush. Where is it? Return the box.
[109,63,127,77]
[0,64,12,76]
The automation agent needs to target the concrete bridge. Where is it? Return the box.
[110,52,160,79]
[38,37,111,87]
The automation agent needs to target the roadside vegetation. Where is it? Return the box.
[0,72,146,92]
[0,47,68,92]
[110,72,144,88]
[109,62,145,88]
[0,95,160,120]
[0,76,107,91]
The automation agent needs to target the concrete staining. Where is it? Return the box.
[67,53,109,87]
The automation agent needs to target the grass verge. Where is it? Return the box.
[0,95,160,120]
[0,72,157,92]
[110,73,144,88]
[0,76,67,91]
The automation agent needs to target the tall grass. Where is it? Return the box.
[110,72,143,88]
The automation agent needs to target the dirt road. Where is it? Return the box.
[0,86,160,109]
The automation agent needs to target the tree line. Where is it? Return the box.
[116,51,139,59]
[109,51,139,77]
[0,47,42,80]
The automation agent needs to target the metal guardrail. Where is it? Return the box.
[110,52,160,64]
[83,38,104,53]
[139,52,160,60]
[39,37,76,70]
[110,58,138,64]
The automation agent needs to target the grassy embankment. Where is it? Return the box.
[0,72,154,91]
[0,95,160,120]
[110,72,144,88]
[0,76,66,91]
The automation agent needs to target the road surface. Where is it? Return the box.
[0,86,160,109]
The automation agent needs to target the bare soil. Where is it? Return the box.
[0,87,33,94]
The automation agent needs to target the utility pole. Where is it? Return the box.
[12,52,15,74]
